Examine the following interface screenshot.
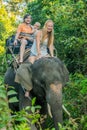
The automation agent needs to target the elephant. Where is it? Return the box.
[4,57,69,130]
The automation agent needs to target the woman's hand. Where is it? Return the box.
[36,53,42,59]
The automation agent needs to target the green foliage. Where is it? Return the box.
[58,117,78,130]
[12,97,41,129]
[0,72,87,129]
[0,78,41,130]
[0,53,8,74]
[54,1,87,74]
[80,115,87,130]
[0,22,6,40]
[26,0,87,74]
[63,73,87,129]
[14,122,30,130]
[0,0,87,129]
[58,115,87,130]
[0,5,17,74]
[0,76,12,129]
[7,87,19,103]
[26,0,58,25]
[0,5,16,43]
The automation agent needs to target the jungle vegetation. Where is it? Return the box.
[0,0,87,129]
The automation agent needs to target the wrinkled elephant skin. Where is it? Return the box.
[4,57,69,130]
[31,57,69,130]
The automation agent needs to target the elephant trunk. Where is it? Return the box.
[46,83,62,130]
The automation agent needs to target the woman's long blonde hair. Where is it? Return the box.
[41,20,54,47]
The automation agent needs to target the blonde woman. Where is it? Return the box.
[25,20,54,97]
[29,19,54,64]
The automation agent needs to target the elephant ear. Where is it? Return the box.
[26,62,32,74]
[15,62,33,91]
[18,62,32,75]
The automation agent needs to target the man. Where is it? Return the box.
[14,14,34,63]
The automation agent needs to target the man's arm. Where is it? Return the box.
[14,24,22,45]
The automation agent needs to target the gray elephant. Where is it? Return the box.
[4,57,69,130]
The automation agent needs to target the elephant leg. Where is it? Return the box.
[39,101,48,130]
[46,83,62,130]
[19,87,38,130]
[4,67,20,112]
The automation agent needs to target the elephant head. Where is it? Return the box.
[30,57,69,130]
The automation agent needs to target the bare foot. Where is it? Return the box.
[25,91,29,97]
